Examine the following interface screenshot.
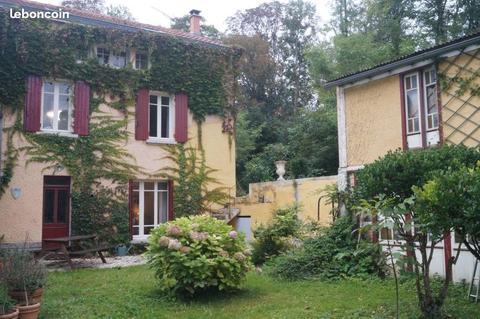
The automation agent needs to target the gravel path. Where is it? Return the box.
[43,255,146,271]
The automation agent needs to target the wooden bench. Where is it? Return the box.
[41,235,110,269]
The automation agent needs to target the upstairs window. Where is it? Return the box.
[148,93,174,142]
[96,47,126,68]
[41,80,73,132]
[404,73,420,134]
[402,67,440,149]
[424,68,439,130]
[135,52,148,70]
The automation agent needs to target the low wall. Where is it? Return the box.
[235,176,337,229]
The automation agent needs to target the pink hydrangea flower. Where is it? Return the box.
[166,225,182,236]
[168,238,182,250]
[233,252,246,261]
[189,231,209,241]
[158,236,170,247]
[219,250,229,257]
[228,231,238,239]
[180,246,191,254]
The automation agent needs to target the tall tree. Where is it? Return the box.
[416,0,456,45]
[366,0,416,56]
[61,0,105,13]
[62,0,134,21]
[227,0,317,116]
[105,5,135,20]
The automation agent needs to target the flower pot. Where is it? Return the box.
[8,288,43,305]
[17,303,40,319]
[0,308,19,319]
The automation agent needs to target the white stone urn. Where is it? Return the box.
[275,160,287,181]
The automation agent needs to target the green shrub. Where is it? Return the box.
[0,249,47,292]
[0,284,15,315]
[267,217,387,280]
[251,205,302,265]
[145,215,252,296]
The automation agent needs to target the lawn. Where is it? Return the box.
[40,265,480,319]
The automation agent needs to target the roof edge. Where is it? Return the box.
[0,0,230,49]
[324,32,480,89]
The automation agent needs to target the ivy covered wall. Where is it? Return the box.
[0,10,240,243]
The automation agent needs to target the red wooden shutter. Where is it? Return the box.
[128,180,134,240]
[175,93,188,143]
[74,81,90,136]
[24,75,42,132]
[135,89,149,140]
[168,180,174,221]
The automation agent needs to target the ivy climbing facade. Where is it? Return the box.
[0,1,239,248]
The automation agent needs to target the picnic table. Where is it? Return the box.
[40,235,109,269]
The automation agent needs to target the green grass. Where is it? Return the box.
[40,265,480,319]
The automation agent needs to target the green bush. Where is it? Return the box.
[0,284,15,315]
[354,145,480,203]
[0,249,47,292]
[251,205,302,265]
[145,215,252,296]
[267,217,387,280]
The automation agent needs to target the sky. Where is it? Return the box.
[40,0,332,32]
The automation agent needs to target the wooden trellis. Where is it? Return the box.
[438,48,480,146]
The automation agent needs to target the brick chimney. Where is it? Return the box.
[189,9,201,34]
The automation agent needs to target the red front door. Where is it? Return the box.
[42,176,71,248]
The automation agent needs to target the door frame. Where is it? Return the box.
[42,176,72,244]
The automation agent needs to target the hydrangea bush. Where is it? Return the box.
[145,215,251,295]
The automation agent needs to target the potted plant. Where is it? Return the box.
[0,284,18,319]
[0,249,45,319]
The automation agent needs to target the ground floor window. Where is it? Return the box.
[131,181,169,239]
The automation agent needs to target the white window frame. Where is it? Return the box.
[95,46,127,69]
[404,72,422,135]
[132,181,169,241]
[134,51,149,70]
[40,80,73,134]
[423,68,439,131]
[147,91,176,144]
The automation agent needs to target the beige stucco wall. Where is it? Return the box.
[0,101,235,246]
[235,176,337,229]
[344,76,403,166]
[439,49,480,147]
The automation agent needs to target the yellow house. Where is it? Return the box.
[326,32,480,188]
[0,1,236,249]
[325,32,480,282]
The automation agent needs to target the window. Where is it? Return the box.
[96,47,126,68]
[132,181,169,239]
[404,73,420,134]
[423,68,439,130]
[41,80,73,132]
[148,93,174,141]
[135,52,148,70]
[402,67,440,148]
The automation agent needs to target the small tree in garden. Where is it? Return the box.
[415,167,480,261]
[359,194,459,319]
[354,145,480,319]
[145,215,251,296]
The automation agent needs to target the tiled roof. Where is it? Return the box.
[0,0,228,48]
[324,30,480,88]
